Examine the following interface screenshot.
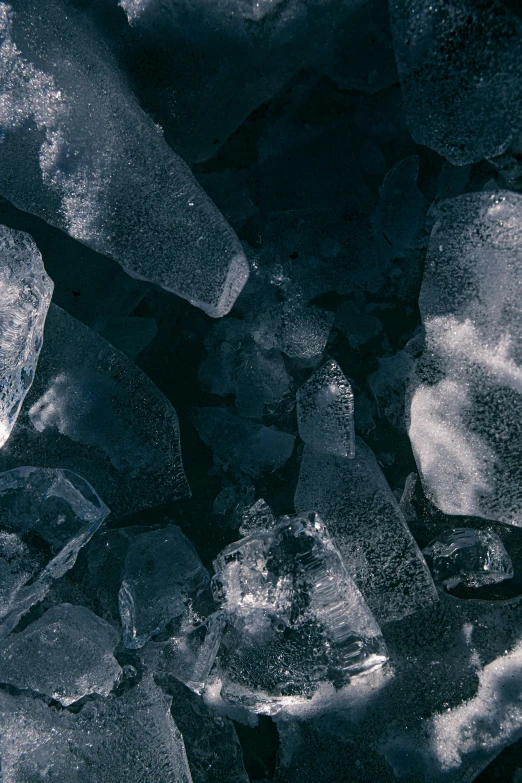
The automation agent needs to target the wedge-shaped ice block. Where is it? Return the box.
[211,512,388,714]
[0,227,52,448]
[408,191,522,525]
[389,0,522,164]
[0,676,193,783]
[0,603,121,705]
[296,359,354,457]
[0,466,109,638]
[295,439,438,624]
[119,526,209,649]
[0,1,248,316]
[423,528,514,590]
[0,304,189,515]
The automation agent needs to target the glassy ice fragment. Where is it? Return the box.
[239,499,277,537]
[423,528,513,589]
[296,359,355,458]
[0,603,121,705]
[281,303,334,360]
[0,227,53,448]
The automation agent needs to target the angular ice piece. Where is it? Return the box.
[0,304,189,515]
[193,407,295,478]
[389,0,522,164]
[119,526,209,649]
[374,156,428,252]
[408,191,522,524]
[0,227,53,448]
[0,1,247,316]
[211,512,388,713]
[296,360,355,458]
[423,528,513,590]
[281,302,334,360]
[0,604,121,705]
[0,675,193,783]
[239,498,277,537]
[295,439,438,624]
[0,466,109,637]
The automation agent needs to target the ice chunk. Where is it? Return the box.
[0,0,247,316]
[211,512,388,714]
[281,302,334,360]
[295,439,438,624]
[389,0,522,164]
[0,603,121,705]
[0,675,193,783]
[119,526,209,649]
[374,156,428,253]
[193,407,295,478]
[0,227,52,448]
[408,191,522,524]
[239,498,277,537]
[296,359,354,458]
[0,304,189,515]
[0,466,108,637]
[423,528,513,590]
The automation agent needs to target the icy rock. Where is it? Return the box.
[0,304,189,515]
[408,191,522,524]
[389,0,522,164]
[0,603,121,705]
[119,526,209,649]
[211,512,388,714]
[0,227,53,448]
[193,407,295,478]
[296,359,355,458]
[0,0,248,316]
[0,466,109,637]
[423,528,514,590]
[374,156,428,253]
[0,675,193,783]
[295,439,438,624]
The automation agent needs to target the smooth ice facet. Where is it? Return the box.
[423,528,514,590]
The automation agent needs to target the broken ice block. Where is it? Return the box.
[0,675,193,783]
[423,528,513,590]
[0,603,121,705]
[119,526,209,649]
[295,439,438,624]
[0,304,189,515]
[408,191,522,524]
[239,498,277,537]
[193,407,295,477]
[0,0,248,316]
[0,227,53,448]
[0,466,109,637]
[281,302,334,360]
[389,0,522,164]
[296,359,355,457]
[211,512,388,713]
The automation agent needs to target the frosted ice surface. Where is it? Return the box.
[389,0,522,164]
[0,675,193,783]
[295,439,438,624]
[0,603,121,705]
[0,0,248,316]
[0,304,189,515]
[211,512,388,714]
[0,227,53,448]
[0,466,108,637]
[239,498,277,536]
[408,191,522,524]
[423,528,513,590]
[193,407,295,478]
[296,359,355,458]
[119,526,210,649]
[281,302,334,360]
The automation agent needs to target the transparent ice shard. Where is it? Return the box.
[423,528,513,590]
[296,359,355,458]
[0,304,189,515]
[211,512,388,714]
[0,603,121,705]
[0,227,53,448]
[239,498,277,537]
[295,439,438,624]
[0,466,109,637]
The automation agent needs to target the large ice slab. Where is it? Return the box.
[389,0,522,164]
[0,227,52,448]
[295,439,438,624]
[0,304,189,515]
[408,191,522,524]
[0,0,248,316]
